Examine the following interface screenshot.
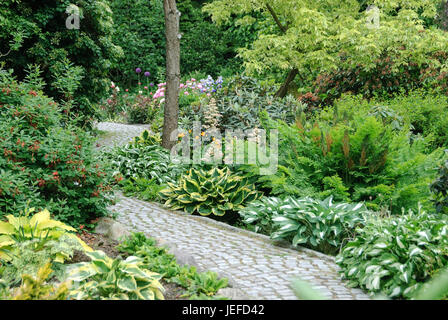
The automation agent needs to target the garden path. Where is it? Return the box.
[96,122,370,300]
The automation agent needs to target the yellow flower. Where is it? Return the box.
[178,133,185,138]
[195,136,199,139]
[201,132,205,136]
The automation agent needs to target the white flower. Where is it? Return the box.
[139,90,143,94]
[116,86,120,92]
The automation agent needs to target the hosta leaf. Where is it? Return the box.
[176,194,194,204]
[117,276,138,292]
[0,223,14,235]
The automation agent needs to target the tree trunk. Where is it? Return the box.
[162,0,181,150]
[275,68,298,98]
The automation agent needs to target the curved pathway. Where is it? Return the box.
[97,122,370,300]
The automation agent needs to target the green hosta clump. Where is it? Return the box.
[105,144,184,185]
[66,250,164,300]
[160,167,262,217]
[262,197,368,255]
[336,206,448,299]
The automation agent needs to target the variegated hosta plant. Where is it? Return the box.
[269,196,368,255]
[159,167,262,217]
[66,250,165,300]
[336,206,448,299]
[0,208,91,262]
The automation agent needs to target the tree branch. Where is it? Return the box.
[266,4,287,33]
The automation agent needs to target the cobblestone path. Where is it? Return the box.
[97,122,370,300]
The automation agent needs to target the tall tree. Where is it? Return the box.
[162,0,181,150]
[204,0,448,97]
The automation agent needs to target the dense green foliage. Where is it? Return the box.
[0,0,122,122]
[336,206,448,299]
[204,0,448,94]
[0,70,112,226]
[253,101,445,213]
[109,0,250,87]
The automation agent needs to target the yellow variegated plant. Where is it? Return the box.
[0,208,91,262]
[159,167,262,216]
[66,250,165,300]
[11,262,71,300]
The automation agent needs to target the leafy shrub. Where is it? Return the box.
[0,208,91,262]
[0,0,122,122]
[0,70,113,226]
[412,267,448,300]
[336,206,448,299]
[310,55,422,106]
[159,167,262,217]
[238,197,282,235]
[67,250,165,300]
[241,196,368,255]
[98,85,162,124]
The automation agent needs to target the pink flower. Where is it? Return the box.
[191,78,196,82]
[144,86,148,90]
[184,91,189,95]
[125,89,129,92]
